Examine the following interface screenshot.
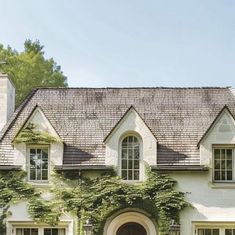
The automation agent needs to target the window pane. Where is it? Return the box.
[225,229,232,235]
[30,169,36,180]
[214,160,220,169]
[205,229,212,235]
[221,149,225,160]
[227,149,232,159]
[198,229,204,235]
[122,160,127,169]
[122,171,127,180]
[134,160,139,169]
[122,149,127,159]
[128,171,133,180]
[24,229,31,235]
[214,149,220,159]
[44,229,51,235]
[128,148,133,159]
[52,228,58,235]
[42,170,48,180]
[227,160,232,170]
[134,170,139,180]
[214,171,220,180]
[213,229,219,235]
[31,229,38,235]
[128,160,132,169]
[227,171,233,180]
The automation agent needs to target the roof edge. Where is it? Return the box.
[55,164,114,171]
[151,165,208,171]
[197,105,235,147]
[103,105,158,143]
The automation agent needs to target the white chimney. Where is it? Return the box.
[0,73,15,131]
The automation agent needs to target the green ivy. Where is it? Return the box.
[0,171,62,234]
[52,170,190,235]
[0,169,189,235]
[13,123,58,144]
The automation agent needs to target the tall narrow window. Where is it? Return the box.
[29,147,49,181]
[121,136,140,180]
[213,148,233,182]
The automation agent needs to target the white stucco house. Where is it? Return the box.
[1,72,235,235]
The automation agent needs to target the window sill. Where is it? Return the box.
[28,180,50,188]
[209,181,235,189]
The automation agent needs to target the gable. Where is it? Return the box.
[13,106,61,143]
[199,106,235,147]
[200,107,235,166]
[105,106,157,167]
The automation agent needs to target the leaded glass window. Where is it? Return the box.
[29,147,49,181]
[121,136,140,180]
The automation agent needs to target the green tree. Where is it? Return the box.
[0,40,67,107]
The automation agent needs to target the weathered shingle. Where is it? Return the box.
[0,87,235,166]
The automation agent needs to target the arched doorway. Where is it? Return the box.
[104,211,157,235]
[117,222,147,235]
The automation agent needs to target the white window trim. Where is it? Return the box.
[193,221,235,235]
[118,133,144,182]
[27,145,50,184]
[212,145,235,183]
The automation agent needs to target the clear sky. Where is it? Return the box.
[1,0,235,87]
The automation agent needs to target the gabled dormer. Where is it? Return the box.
[13,106,63,183]
[104,106,157,181]
[199,106,235,182]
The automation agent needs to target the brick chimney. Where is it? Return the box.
[0,73,15,131]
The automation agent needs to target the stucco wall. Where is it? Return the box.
[169,171,235,235]
[105,108,157,180]
[200,110,235,166]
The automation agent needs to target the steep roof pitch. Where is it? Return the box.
[103,105,158,143]
[0,87,235,166]
[197,105,235,147]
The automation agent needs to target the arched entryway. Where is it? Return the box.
[117,222,147,235]
[104,211,157,235]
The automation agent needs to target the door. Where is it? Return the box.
[116,222,147,235]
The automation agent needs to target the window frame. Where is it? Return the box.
[195,224,235,235]
[212,145,235,183]
[27,145,50,183]
[15,227,66,235]
[119,133,143,182]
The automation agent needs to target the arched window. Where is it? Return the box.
[121,135,140,180]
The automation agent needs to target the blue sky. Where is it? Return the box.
[1,0,235,87]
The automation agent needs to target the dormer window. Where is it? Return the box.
[213,147,233,182]
[121,136,140,181]
[28,146,49,182]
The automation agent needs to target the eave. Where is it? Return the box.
[0,165,22,170]
[55,164,114,171]
[151,165,209,171]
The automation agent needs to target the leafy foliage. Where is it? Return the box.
[14,122,58,144]
[0,171,62,234]
[0,39,67,107]
[0,169,189,235]
[53,170,190,235]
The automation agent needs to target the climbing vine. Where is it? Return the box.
[14,122,58,144]
[0,170,62,234]
[52,169,190,235]
[0,169,189,235]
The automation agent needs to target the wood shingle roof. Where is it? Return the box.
[0,87,235,167]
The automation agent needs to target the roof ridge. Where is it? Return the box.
[34,86,231,90]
